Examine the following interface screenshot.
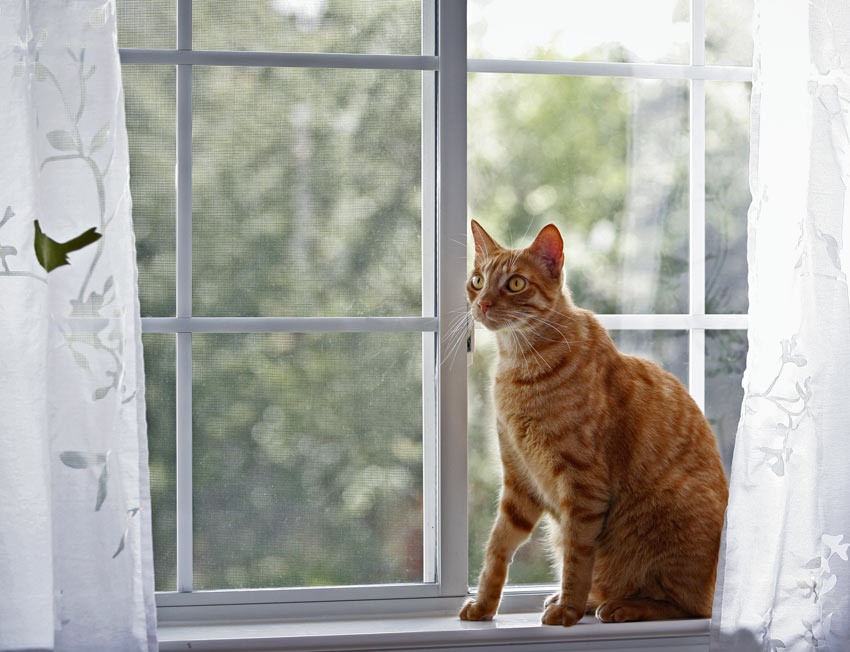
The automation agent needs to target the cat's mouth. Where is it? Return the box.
[474,308,518,331]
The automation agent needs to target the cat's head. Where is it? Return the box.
[467,220,566,331]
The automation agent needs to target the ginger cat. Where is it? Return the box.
[459,220,728,626]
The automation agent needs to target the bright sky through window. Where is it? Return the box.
[468,0,688,62]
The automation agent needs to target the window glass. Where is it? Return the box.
[117,0,175,49]
[193,0,422,55]
[706,330,747,475]
[468,0,689,63]
[192,66,422,318]
[142,334,176,592]
[123,65,176,318]
[192,333,424,589]
[706,0,753,66]
[468,74,689,315]
[706,81,750,315]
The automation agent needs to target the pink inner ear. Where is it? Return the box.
[471,220,499,259]
[528,225,564,277]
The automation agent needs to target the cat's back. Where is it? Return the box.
[604,351,727,497]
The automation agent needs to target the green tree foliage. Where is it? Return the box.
[122,0,425,591]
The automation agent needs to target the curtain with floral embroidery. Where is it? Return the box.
[710,0,850,650]
[0,1,157,650]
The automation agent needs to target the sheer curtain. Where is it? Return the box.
[711,0,850,649]
[0,1,157,650]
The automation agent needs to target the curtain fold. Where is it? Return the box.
[0,1,157,650]
[711,0,850,650]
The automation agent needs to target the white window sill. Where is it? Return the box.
[158,613,710,651]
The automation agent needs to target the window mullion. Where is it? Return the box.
[421,0,439,585]
[689,0,707,410]
[436,0,469,598]
[175,0,193,594]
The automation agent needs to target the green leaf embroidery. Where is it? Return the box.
[90,122,109,154]
[46,130,76,151]
[112,532,126,558]
[822,232,842,271]
[33,220,102,272]
[93,386,110,400]
[0,206,13,229]
[70,349,90,370]
[95,464,108,511]
[33,61,48,82]
[112,508,140,558]
[60,451,106,469]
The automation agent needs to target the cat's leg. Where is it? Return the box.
[459,484,543,621]
[542,488,609,626]
[542,521,601,616]
[596,598,692,623]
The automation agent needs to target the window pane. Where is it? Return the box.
[706,0,753,66]
[142,334,176,592]
[611,330,689,386]
[468,0,689,63]
[124,64,175,317]
[706,330,747,475]
[468,74,689,314]
[706,82,750,314]
[193,1,423,55]
[117,0,175,50]
[468,328,688,586]
[192,333,424,589]
[192,67,422,318]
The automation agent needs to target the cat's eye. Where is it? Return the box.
[507,275,527,292]
[470,273,484,290]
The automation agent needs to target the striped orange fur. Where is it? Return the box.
[459,221,728,626]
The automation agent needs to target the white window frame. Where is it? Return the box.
[124,0,752,626]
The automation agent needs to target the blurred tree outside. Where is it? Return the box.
[120,0,750,593]
[121,0,426,591]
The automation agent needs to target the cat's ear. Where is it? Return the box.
[528,224,564,278]
[470,219,500,263]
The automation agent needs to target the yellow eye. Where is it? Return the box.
[507,276,527,292]
[471,273,484,290]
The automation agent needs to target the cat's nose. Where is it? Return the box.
[478,299,492,314]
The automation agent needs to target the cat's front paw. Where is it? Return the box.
[541,600,583,627]
[459,598,496,621]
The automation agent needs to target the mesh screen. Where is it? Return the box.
[468,73,689,315]
[706,81,750,315]
[142,334,176,591]
[193,0,422,54]
[117,0,176,49]
[192,332,424,589]
[192,66,422,317]
[706,0,753,66]
[123,64,176,317]
[706,330,747,475]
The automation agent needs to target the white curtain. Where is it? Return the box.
[0,1,157,650]
[711,0,850,649]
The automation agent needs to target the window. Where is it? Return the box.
[120,0,751,622]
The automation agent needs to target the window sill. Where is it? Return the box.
[158,613,710,652]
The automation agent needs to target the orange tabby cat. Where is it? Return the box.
[459,220,728,626]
